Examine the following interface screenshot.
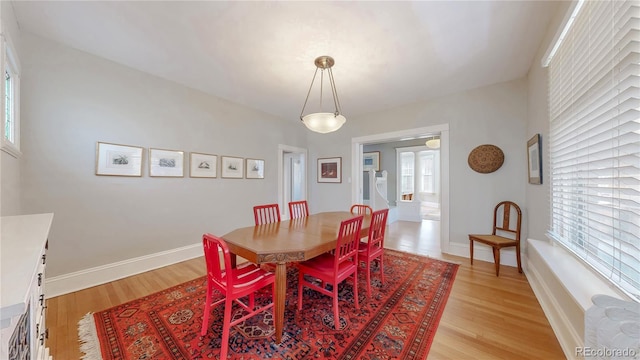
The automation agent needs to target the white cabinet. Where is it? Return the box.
[1,213,54,360]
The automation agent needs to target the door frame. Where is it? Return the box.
[278,144,308,220]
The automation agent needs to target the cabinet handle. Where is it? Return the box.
[40,333,45,345]
[42,254,47,264]
[36,323,40,335]
[46,328,49,339]
[39,294,45,306]
[38,273,43,286]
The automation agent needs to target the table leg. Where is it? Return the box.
[274,262,286,343]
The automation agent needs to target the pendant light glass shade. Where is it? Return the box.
[300,56,346,133]
[302,113,346,134]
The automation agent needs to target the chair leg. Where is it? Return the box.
[333,285,340,330]
[297,271,304,311]
[470,240,474,265]
[200,282,212,336]
[493,247,501,276]
[220,298,233,359]
[516,243,523,273]
[365,259,371,297]
[353,269,359,310]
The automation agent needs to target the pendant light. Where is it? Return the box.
[299,56,346,133]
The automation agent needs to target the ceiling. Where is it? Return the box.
[11,1,560,122]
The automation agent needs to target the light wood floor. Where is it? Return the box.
[46,220,565,359]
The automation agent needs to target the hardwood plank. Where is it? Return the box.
[45,221,565,360]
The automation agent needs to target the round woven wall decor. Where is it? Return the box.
[468,144,504,173]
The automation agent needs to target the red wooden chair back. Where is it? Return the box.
[288,200,309,219]
[253,203,281,225]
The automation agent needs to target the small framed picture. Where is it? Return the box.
[527,134,542,184]
[363,151,380,172]
[246,158,265,179]
[317,157,342,183]
[190,152,217,178]
[221,156,244,178]
[149,148,184,177]
[95,142,143,177]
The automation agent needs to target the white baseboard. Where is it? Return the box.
[45,243,203,298]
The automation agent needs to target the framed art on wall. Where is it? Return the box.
[527,134,542,184]
[317,157,342,183]
[363,151,380,172]
[95,142,143,177]
[149,148,184,177]
[246,158,265,179]
[221,156,244,178]
[190,152,217,178]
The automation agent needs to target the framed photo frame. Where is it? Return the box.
[363,151,380,172]
[527,134,542,184]
[221,156,244,178]
[95,142,143,177]
[317,157,342,183]
[190,152,217,178]
[246,158,265,179]
[149,148,184,177]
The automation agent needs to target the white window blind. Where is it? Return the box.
[548,0,640,300]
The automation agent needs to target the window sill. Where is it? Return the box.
[527,238,631,311]
[1,142,22,159]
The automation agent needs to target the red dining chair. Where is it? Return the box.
[297,215,363,329]
[253,203,281,225]
[200,234,275,359]
[288,200,309,219]
[358,208,389,297]
[350,204,373,215]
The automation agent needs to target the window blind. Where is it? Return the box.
[547,0,640,300]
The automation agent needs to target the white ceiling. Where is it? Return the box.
[11,1,559,121]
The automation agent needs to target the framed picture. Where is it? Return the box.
[190,152,217,178]
[246,158,265,179]
[149,148,184,177]
[95,142,143,177]
[363,151,380,172]
[317,157,342,183]
[221,156,244,178]
[527,134,542,184]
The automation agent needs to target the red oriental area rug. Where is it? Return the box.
[79,249,458,359]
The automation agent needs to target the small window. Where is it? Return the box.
[2,33,20,157]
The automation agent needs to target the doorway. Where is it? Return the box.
[278,145,307,220]
[351,124,450,254]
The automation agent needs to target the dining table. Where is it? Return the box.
[222,211,371,343]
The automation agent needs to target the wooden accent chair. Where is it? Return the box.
[468,201,522,276]
[350,204,373,215]
[288,200,309,219]
[200,234,275,359]
[358,208,389,297]
[253,203,281,225]
[297,215,364,329]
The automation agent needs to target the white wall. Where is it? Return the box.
[0,0,22,216]
[19,33,307,278]
[310,79,529,250]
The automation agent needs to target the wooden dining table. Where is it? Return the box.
[222,211,371,343]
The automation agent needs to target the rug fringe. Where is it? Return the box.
[78,312,104,360]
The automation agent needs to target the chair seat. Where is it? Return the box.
[358,241,383,255]
[299,253,357,280]
[469,234,516,247]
